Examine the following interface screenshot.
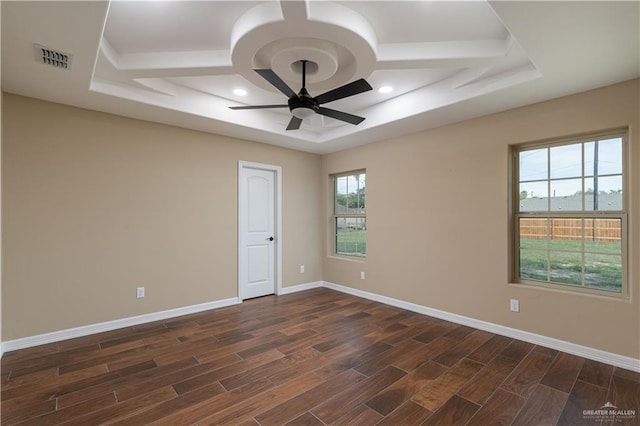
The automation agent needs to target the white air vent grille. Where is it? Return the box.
[34,44,72,70]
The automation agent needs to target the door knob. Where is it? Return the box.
[268,236,274,241]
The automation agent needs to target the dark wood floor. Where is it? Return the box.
[2,288,639,425]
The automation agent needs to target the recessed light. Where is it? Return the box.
[378,86,393,94]
[233,88,247,96]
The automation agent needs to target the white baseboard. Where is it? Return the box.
[2,297,240,353]
[4,281,639,373]
[279,281,323,295]
[322,281,640,373]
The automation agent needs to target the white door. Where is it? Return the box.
[238,162,281,300]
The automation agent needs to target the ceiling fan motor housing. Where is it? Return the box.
[288,88,319,115]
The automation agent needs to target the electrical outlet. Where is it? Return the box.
[510,299,519,312]
[136,287,145,299]
[360,271,366,280]
[299,265,305,273]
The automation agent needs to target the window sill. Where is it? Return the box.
[327,254,367,264]
[509,281,630,302]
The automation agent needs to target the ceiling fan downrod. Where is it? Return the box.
[290,60,318,119]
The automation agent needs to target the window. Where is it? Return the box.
[334,171,366,257]
[513,130,627,295]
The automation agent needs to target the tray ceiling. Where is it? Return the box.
[2,1,638,154]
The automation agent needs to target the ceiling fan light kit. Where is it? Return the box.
[230,59,372,131]
[291,106,316,120]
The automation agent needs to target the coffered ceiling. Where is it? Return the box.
[2,1,638,154]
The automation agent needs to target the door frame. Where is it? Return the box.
[238,161,282,301]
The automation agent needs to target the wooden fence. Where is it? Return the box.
[519,218,621,242]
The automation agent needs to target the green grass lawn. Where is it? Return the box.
[336,229,366,256]
[519,238,622,292]
[335,231,621,292]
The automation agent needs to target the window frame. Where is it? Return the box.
[332,170,366,258]
[511,129,628,297]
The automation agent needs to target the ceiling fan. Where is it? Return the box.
[229,60,372,131]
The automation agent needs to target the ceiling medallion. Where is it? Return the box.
[230,1,377,94]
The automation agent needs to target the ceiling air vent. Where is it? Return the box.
[34,44,72,70]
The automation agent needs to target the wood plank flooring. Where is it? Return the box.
[2,288,639,425]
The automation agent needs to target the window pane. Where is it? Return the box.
[519,218,548,281]
[585,138,622,176]
[583,177,594,211]
[584,253,622,292]
[519,181,548,212]
[336,174,365,214]
[336,176,348,213]
[356,174,366,211]
[520,247,548,281]
[549,218,582,251]
[519,217,547,241]
[547,218,583,285]
[549,251,582,286]
[336,217,366,256]
[585,176,623,211]
[597,138,623,174]
[584,218,621,254]
[593,175,622,211]
[519,148,547,181]
[550,178,581,211]
[550,143,582,179]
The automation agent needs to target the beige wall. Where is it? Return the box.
[322,79,639,359]
[2,94,323,340]
[3,80,639,360]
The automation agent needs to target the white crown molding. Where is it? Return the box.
[320,281,640,373]
[2,297,240,354]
